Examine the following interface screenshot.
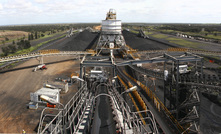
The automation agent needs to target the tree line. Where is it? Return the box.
[0,23,99,33]
[0,23,99,56]
[1,39,31,56]
[157,24,221,33]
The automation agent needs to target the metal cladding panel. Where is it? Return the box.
[102,20,122,32]
[102,20,121,26]
[102,26,121,30]
[101,31,122,34]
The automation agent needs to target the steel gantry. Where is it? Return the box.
[135,48,221,56]
[79,55,116,80]
[115,52,204,133]
[36,50,210,134]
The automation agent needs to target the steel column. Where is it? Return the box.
[176,60,179,119]
[163,61,166,106]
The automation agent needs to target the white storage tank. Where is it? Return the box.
[101,20,122,34]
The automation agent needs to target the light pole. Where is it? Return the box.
[74,77,84,82]
[144,75,147,88]
[111,78,158,133]
[71,76,87,88]
[40,95,64,109]
[111,76,118,88]
[120,86,137,95]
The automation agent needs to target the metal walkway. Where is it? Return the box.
[0,50,95,63]
[134,48,221,56]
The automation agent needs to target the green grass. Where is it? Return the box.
[2,38,20,45]
[150,32,203,48]
[151,34,169,39]
[167,38,201,48]
[158,29,221,41]
[8,34,66,56]
[144,31,153,35]
[206,34,221,40]
[1,61,19,69]
[33,31,65,41]
[10,63,15,66]
[160,29,176,33]
[130,30,139,34]
[166,37,182,41]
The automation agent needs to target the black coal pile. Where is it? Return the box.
[122,30,170,51]
[61,30,98,51]
[200,93,221,134]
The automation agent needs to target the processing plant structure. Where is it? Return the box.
[96,9,127,55]
[1,9,221,134]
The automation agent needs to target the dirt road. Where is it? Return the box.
[0,56,80,133]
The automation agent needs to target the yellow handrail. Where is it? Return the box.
[117,75,146,124]
[123,71,186,133]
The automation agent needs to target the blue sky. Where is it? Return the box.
[0,0,220,25]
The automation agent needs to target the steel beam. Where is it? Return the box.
[83,61,112,64]
[82,63,113,67]
[85,56,110,59]
[178,58,202,62]
[164,53,178,61]
[0,51,93,63]
[116,58,168,66]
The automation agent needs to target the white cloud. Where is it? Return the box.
[4,0,31,9]
[140,0,221,23]
[2,0,42,15]
[0,0,220,25]
[0,3,3,10]
[35,0,49,3]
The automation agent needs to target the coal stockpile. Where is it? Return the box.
[200,93,221,134]
[122,30,170,51]
[45,30,98,51]
[61,30,98,51]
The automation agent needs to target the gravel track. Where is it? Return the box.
[30,32,67,47]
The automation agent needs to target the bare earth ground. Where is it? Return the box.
[0,56,80,133]
[0,31,29,43]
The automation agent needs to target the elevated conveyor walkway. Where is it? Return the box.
[0,49,95,63]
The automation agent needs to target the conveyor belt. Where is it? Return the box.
[129,65,164,80]
[117,66,181,134]
[117,67,160,133]
[0,49,95,63]
[90,85,116,134]
[135,48,221,56]
[122,67,187,134]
